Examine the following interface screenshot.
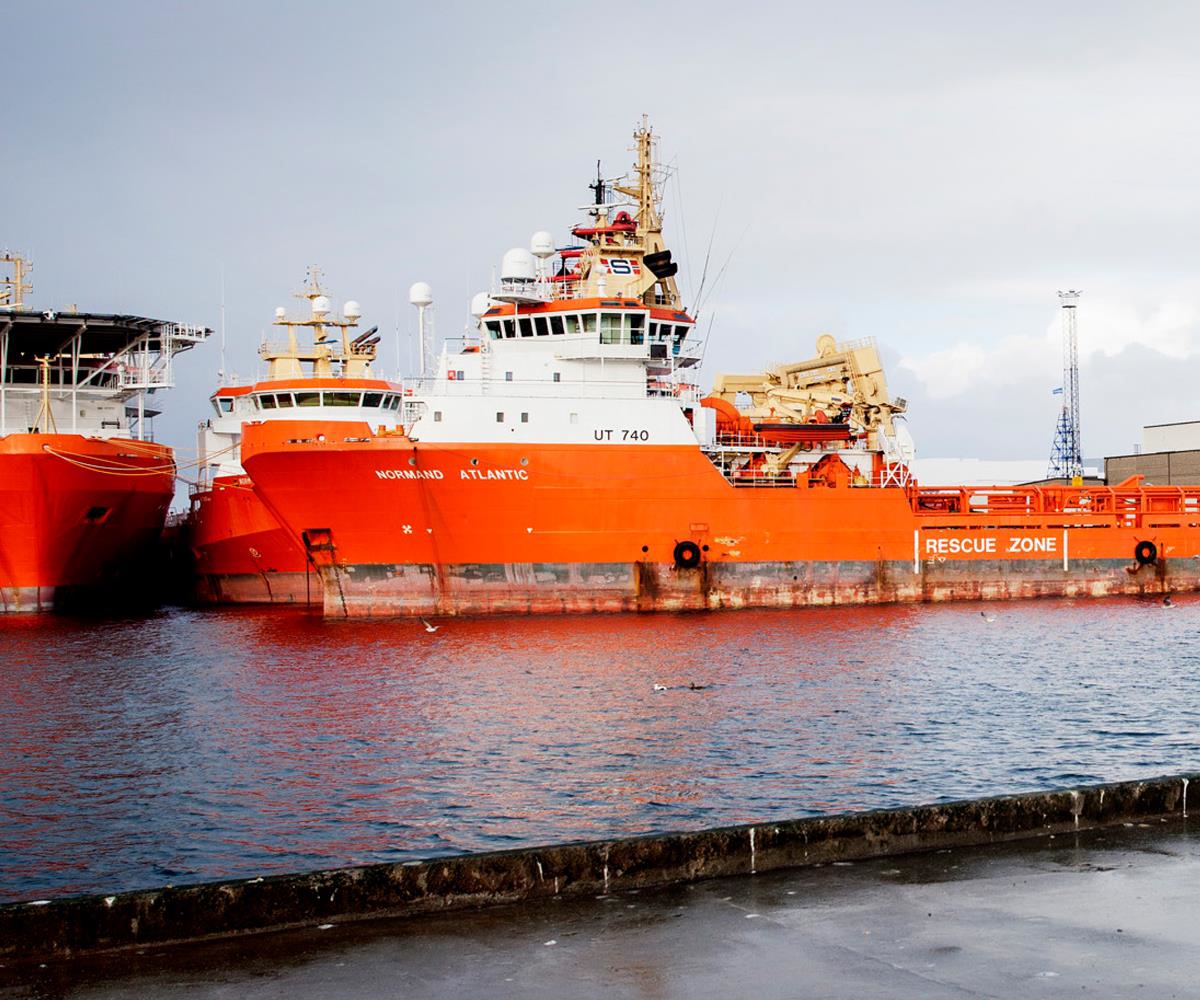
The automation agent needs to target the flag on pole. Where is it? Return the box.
[1051,387,1064,395]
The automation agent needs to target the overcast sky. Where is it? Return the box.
[8,0,1200,472]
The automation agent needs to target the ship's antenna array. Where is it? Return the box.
[1046,290,1083,481]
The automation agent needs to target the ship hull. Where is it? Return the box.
[241,420,1200,618]
[0,434,175,613]
[189,476,311,604]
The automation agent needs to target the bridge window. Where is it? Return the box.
[518,317,534,337]
[629,313,645,345]
[534,316,549,336]
[562,314,579,335]
[322,392,362,407]
[485,321,502,340]
[434,411,443,422]
[553,372,561,382]
[275,393,294,408]
[259,394,277,410]
[218,398,234,414]
[600,313,622,344]
[363,392,383,407]
[295,392,320,407]
[549,316,564,335]
[496,411,505,423]
[505,371,513,381]
[521,412,529,423]
[581,313,597,334]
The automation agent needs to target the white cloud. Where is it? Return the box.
[899,292,1200,404]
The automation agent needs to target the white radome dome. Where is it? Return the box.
[500,248,536,283]
[343,299,362,320]
[470,292,492,317]
[409,282,433,307]
[311,295,331,318]
[530,230,555,258]
[274,306,286,321]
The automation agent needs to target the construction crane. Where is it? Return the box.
[1046,290,1083,482]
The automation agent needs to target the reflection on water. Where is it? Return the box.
[1,598,1198,901]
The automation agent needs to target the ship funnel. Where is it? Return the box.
[409,282,433,307]
[530,231,555,259]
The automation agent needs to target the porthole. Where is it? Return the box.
[520,457,529,466]
[470,457,479,466]
[641,545,649,553]
[408,457,417,467]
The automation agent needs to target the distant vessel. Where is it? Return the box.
[189,269,403,603]
[240,122,1200,618]
[0,251,210,612]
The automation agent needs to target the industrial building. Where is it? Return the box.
[1105,421,1200,485]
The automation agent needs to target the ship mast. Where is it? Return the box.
[612,117,681,309]
[263,266,372,380]
[0,252,32,310]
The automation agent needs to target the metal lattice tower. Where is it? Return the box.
[1047,290,1083,480]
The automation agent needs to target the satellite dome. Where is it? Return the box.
[274,306,286,321]
[311,295,331,318]
[343,300,362,320]
[500,248,536,283]
[409,281,433,307]
[470,292,492,317]
[530,231,555,259]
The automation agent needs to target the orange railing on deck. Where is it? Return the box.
[908,482,1200,526]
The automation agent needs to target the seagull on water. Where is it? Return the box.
[688,682,709,691]
[420,617,440,633]
[653,683,669,692]
[980,611,996,623]
[1163,595,1176,609]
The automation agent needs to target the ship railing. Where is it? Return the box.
[703,449,798,488]
[1,360,124,390]
[118,364,171,389]
[909,482,1200,523]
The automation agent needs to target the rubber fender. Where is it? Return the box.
[673,540,702,570]
[1134,540,1157,566]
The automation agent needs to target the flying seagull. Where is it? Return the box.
[420,617,440,633]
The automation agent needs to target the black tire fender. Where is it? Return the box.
[673,540,702,569]
[1134,540,1158,566]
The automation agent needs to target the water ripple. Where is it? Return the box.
[1,597,1199,900]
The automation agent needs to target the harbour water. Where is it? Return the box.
[1,597,1197,903]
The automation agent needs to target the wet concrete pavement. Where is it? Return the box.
[4,818,1198,999]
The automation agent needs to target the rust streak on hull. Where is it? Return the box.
[315,557,1183,618]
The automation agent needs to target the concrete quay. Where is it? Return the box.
[4,816,1199,998]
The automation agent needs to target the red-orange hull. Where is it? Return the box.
[241,420,1200,618]
[189,475,312,604]
[0,434,175,613]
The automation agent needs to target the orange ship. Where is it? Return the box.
[240,123,1200,618]
[0,252,210,612]
[189,270,404,603]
